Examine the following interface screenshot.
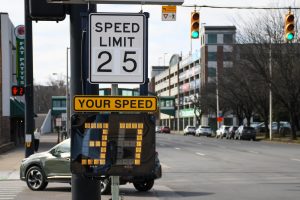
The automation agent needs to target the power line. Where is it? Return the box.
[182,5,300,10]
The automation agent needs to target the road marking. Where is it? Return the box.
[248,150,259,154]
[291,158,300,162]
[175,147,181,150]
[196,152,206,156]
[197,142,202,145]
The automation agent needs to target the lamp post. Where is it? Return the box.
[269,38,272,141]
[66,47,70,138]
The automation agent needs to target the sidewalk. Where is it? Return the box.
[0,132,58,180]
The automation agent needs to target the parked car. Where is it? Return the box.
[160,126,170,133]
[155,126,161,133]
[256,121,291,133]
[216,125,230,138]
[226,126,238,139]
[183,126,196,136]
[195,125,212,137]
[20,139,162,194]
[234,125,256,140]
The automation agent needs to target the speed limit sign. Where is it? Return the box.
[89,13,146,84]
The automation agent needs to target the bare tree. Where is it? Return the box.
[234,8,300,139]
[34,75,66,113]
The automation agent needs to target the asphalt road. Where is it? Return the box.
[155,133,300,200]
[2,133,300,200]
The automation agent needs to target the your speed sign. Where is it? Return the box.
[89,13,146,84]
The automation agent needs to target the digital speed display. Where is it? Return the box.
[71,113,155,176]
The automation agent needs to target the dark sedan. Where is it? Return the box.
[234,126,256,140]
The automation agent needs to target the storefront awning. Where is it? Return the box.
[10,98,25,118]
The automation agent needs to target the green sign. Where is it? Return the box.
[179,108,194,118]
[15,25,25,86]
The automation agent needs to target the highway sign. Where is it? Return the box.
[48,0,184,5]
[73,96,157,112]
[89,13,146,83]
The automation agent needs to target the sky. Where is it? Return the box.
[1,0,299,86]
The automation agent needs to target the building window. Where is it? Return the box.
[53,100,61,108]
[207,34,217,44]
[208,52,217,61]
[223,52,233,61]
[224,34,233,44]
[61,100,66,108]
[208,67,216,77]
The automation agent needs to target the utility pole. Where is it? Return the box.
[269,37,272,141]
[24,0,35,157]
[69,4,100,200]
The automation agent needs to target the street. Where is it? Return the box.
[1,133,300,200]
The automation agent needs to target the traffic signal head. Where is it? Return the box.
[12,86,25,96]
[285,12,295,41]
[191,12,200,39]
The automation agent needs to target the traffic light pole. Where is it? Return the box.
[69,4,100,200]
[24,0,35,158]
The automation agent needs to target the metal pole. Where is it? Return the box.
[111,84,119,200]
[69,4,100,200]
[216,66,220,129]
[269,38,272,140]
[66,47,70,138]
[24,0,35,157]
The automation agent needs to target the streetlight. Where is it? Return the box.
[66,47,70,138]
[268,38,272,141]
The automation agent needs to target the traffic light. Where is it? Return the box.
[12,86,25,96]
[285,11,295,41]
[191,12,200,39]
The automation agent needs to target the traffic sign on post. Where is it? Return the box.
[74,96,157,112]
[89,13,146,83]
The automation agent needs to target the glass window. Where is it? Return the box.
[223,52,233,61]
[207,34,217,44]
[224,34,233,44]
[61,100,66,107]
[208,52,217,61]
[122,90,132,96]
[53,100,60,107]
[208,67,216,77]
[99,90,105,96]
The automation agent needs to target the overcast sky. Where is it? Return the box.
[1,0,298,86]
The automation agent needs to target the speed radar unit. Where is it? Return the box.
[71,113,155,176]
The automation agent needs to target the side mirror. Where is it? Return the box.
[51,149,62,157]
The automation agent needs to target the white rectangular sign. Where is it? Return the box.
[89,13,146,83]
[48,0,184,5]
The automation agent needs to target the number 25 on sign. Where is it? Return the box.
[89,13,146,84]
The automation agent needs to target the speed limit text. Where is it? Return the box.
[94,22,140,47]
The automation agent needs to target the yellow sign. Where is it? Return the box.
[74,96,157,112]
[162,5,177,13]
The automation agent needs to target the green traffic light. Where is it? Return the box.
[286,33,294,41]
[191,31,199,38]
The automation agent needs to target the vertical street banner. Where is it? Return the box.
[14,25,25,86]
